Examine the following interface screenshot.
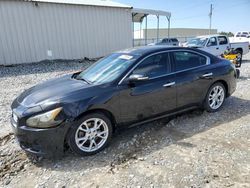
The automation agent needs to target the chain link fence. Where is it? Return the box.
[133,36,196,46]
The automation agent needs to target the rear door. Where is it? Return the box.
[171,50,213,108]
[217,36,230,53]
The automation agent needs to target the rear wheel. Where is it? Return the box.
[68,113,113,156]
[204,82,226,112]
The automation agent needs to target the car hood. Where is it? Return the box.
[16,74,95,108]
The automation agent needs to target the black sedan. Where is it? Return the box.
[11,46,238,157]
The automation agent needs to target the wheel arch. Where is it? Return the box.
[203,80,229,112]
[235,48,243,54]
[74,108,117,129]
[211,80,229,97]
[64,108,117,150]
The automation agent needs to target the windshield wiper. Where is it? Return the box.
[75,75,92,84]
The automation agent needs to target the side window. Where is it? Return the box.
[162,39,167,43]
[171,38,178,42]
[173,51,207,71]
[207,37,217,46]
[132,53,171,78]
[218,36,228,45]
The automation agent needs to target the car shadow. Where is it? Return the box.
[242,59,250,64]
[32,96,250,173]
[238,75,250,81]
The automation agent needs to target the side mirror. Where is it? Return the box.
[128,74,149,82]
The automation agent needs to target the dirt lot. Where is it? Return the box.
[0,54,250,188]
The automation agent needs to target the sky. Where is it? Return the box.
[116,0,250,33]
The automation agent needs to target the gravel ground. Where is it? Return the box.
[0,54,250,188]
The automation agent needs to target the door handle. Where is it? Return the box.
[163,82,175,87]
[216,47,219,50]
[200,72,213,78]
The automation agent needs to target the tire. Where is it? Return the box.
[204,82,226,112]
[236,69,240,78]
[68,112,113,156]
[236,50,242,67]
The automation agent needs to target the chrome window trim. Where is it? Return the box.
[118,49,211,85]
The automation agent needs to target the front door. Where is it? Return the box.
[205,37,220,56]
[118,52,176,124]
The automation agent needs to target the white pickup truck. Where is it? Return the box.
[183,35,249,60]
[229,31,250,49]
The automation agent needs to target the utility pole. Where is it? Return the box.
[209,4,213,35]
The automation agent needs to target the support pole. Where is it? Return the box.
[145,15,148,46]
[132,20,134,47]
[157,15,159,42]
[167,16,171,39]
[139,22,142,46]
[209,4,213,35]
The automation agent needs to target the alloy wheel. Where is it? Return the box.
[75,118,109,152]
[208,85,225,110]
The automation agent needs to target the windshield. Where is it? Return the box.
[77,53,139,84]
[187,38,208,46]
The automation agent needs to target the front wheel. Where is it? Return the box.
[204,83,226,112]
[68,113,113,156]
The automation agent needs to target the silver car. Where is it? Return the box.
[149,38,180,46]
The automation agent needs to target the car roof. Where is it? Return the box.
[118,46,202,56]
[162,37,177,39]
[196,34,226,38]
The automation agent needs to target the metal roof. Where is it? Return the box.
[29,0,132,8]
[132,8,171,22]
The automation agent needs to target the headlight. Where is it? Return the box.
[26,107,63,128]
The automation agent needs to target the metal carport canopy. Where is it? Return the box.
[132,8,171,22]
[132,8,171,46]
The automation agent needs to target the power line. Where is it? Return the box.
[174,0,211,13]
[171,0,213,21]
[172,14,207,21]
[214,0,250,10]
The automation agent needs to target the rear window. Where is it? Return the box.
[162,39,168,43]
[218,36,228,45]
[171,38,178,42]
[173,51,207,71]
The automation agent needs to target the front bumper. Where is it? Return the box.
[11,117,70,158]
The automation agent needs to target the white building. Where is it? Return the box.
[0,0,133,65]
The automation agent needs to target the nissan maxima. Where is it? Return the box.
[11,46,238,157]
